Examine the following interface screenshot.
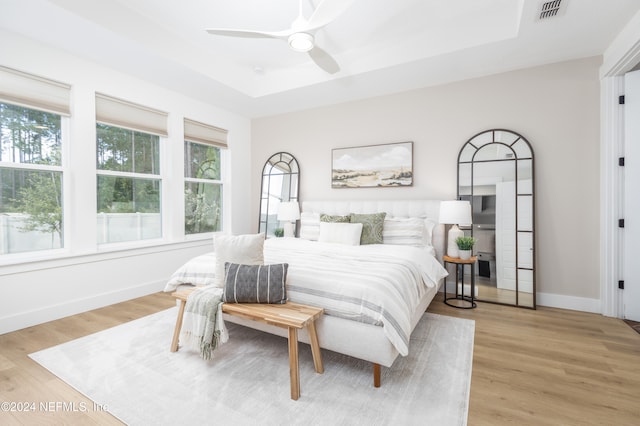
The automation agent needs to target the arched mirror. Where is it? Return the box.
[259,152,300,238]
[457,129,535,308]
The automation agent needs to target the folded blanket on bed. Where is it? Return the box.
[180,286,228,360]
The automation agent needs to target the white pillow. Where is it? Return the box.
[299,212,320,241]
[383,217,427,246]
[423,218,436,246]
[213,233,264,287]
[318,222,363,245]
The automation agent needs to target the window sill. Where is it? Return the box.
[0,237,215,276]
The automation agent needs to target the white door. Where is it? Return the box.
[495,180,516,290]
[624,69,640,321]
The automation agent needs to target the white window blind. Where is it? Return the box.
[0,65,71,115]
[96,93,168,137]
[184,118,228,148]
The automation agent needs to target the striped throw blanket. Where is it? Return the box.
[180,286,228,360]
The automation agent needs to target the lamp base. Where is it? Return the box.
[447,225,464,258]
[283,222,295,238]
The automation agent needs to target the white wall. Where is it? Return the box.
[252,56,602,311]
[0,30,253,334]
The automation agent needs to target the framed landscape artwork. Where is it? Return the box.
[332,141,413,188]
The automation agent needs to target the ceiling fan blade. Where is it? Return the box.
[308,46,340,74]
[305,0,356,31]
[205,28,291,39]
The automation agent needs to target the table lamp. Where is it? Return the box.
[277,201,300,238]
[439,200,472,258]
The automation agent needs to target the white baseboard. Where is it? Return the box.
[4,286,603,336]
[437,288,602,314]
[0,280,166,335]
[536,292,601,314]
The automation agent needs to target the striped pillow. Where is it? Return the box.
[382,217,427,246]
[222,263,288,304]
[299,212,320,241]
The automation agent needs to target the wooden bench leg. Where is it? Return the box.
[307,322,324,374]
[373,363,381,388]
[288,327,300,400]
[170,299,187,352]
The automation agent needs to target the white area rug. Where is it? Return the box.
[30,307,474,426]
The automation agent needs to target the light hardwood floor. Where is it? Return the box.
[1,292,639,425]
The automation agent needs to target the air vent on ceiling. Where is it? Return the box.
[538,0,563,20]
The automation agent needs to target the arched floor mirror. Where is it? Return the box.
[259,152,299,238]
[457,129,536,308]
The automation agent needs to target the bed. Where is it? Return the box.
[164,200,448,386]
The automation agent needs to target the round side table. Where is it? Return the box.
[443,255,477,309]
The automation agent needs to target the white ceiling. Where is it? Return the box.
[2,0,639,118]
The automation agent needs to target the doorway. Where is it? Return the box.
[623,69,640,321]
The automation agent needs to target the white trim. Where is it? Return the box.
[0,238,211,275]
[601,10,640,78]
[599,9,640,317]
[599,76,625,317]
[433,289,601,313]
[0,279,166,335]
[96,169,161,179]
[537,292,601,314]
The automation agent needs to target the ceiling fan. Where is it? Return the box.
[205,0,355,74]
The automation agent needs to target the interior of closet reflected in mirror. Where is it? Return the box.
[457,129,536,308]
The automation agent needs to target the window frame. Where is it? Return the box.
[0,101,69,260]
[94,94,168,249]
[183,139,224,237]
[182,118,228,240]
[95,123,164,247]
[0,77,234,269]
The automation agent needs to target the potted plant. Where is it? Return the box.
[455,236,477,260]
[274,228,284,238]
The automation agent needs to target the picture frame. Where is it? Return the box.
[331,141,413,188]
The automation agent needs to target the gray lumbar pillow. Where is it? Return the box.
[222,263,288,304]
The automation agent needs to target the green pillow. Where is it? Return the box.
[320,214,351,223]
[350,212,387,245]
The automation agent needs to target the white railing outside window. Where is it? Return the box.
[0,102,65,255]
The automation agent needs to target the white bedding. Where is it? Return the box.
[264,238,447,356]
[164,238,447,356]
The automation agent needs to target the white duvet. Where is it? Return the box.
[165,238,448,356]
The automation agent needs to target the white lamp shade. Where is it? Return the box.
[277,201,300,222]
[440,200,472,258]
[439,200,472,226]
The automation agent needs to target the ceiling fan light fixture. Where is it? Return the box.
[288,32,314,52]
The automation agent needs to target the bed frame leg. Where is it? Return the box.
[373,363,381,388]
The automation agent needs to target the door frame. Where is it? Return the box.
[600,11,640,317]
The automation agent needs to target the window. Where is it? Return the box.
[0,66,69,256]
[183,118,227,235]
[95,94,167,245]
[184,141,222,234]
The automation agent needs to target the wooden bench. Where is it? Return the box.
[170,287,324,400]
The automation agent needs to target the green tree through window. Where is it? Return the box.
[0,102,63,254]
[184,140,221,234]
[96,123,161,244]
